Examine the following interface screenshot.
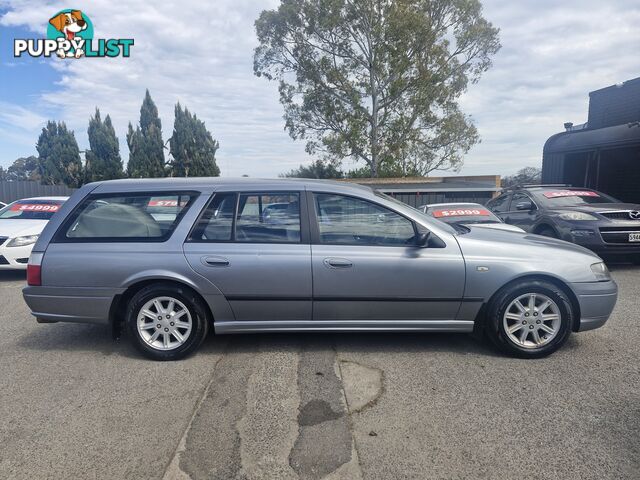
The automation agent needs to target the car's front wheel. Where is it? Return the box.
[486,280,573,358]
[537,226,558,239]
[126,283,209,361]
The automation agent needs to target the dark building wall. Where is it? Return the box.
[588,78,640,129]
[0,181,75,204]
[543,78,640,203]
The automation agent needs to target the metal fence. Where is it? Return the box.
[0,181,76,204]
[385,191,496,208]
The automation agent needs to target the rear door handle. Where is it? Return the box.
[324,257,353,268]
[203,256,230,267]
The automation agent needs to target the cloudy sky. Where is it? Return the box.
[0,0,638,177]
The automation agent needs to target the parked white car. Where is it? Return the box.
[422,202,525,233]
[0,197,68,270]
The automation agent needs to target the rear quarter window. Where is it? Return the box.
[55,192,198,242]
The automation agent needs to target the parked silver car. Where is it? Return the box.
[23,178,617,360]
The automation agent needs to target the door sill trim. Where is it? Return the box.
[214,320,474,334]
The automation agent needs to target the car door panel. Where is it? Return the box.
[183,190,312,322]
[184,243,312,321]
[309,192,466,322]
[311,244,465,320]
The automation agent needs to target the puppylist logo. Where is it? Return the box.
[14,9,134,59]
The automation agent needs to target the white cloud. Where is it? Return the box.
[458,0,640,176]
[1,0,309,176]
[0,101,47,131]
[1,0,639,177]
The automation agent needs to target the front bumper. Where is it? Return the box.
[556,222,640,255]
[0,242,34,270]
[570,280,618,332]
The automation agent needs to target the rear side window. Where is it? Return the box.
[189,193,236,241]
[59,192,197,242]
[189,192,301,243]
[236,193,300,243]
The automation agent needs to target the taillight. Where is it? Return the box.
[27,253,43,286]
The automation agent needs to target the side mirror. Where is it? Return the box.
[515,201,534,211]
[416,231,431,247]
[416,230,446,248]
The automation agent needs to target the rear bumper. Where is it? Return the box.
[22,286,122,325]
[570,280,618,332]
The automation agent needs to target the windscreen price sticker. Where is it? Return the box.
[433,209,490,218]
[543,191,599,198]
[147,200,187,207]
[11,204,60,212]
[148,200,178,207]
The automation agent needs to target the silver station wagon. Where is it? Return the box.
[23,178,618,360]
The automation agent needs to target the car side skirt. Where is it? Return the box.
[214,320,475,334]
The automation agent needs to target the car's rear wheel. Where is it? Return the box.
[486,280,573,358]
[126,283,209,361]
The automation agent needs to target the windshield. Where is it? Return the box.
[532,189,618,207]
[0,199,65,220]
[425,205,501,225]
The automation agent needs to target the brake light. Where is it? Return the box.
[27,253,43,286]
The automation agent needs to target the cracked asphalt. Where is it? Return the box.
[0,265,639,479]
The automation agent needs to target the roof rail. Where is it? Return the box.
[501,183,571,191]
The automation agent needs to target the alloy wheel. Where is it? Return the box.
[503,293,561,349]
[136,296,193,351]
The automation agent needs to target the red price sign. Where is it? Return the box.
[148,200,178,207]
[433,208,490,218]
[10,203,60,212]
[543,190,599,198]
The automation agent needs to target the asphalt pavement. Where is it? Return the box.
[0,266,638,480]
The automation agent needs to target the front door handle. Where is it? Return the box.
[203,256,230,267]
[324,257,353,268]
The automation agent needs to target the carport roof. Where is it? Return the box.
[544,122,640,154]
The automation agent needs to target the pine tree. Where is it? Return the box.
[127,90,166,178]
[36,121,83,187]
[85,109,124,182]
[168,103,220,177]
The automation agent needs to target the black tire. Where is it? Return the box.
[485,280,574,358]
[537,226,558,238]
[126,283,209,361]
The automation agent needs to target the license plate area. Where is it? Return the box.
[630,233,640,242]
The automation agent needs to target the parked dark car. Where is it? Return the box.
[486,185,640,261]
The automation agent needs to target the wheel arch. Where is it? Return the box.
[533,223,559,236]
[477,273,581,332]
[109,277,215,336]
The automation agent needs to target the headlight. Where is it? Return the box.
[6,235,39,247]
[558,211,598,221]
[590,262,611,282]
